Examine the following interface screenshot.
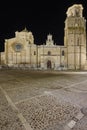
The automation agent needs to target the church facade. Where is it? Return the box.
[1,4,87,70]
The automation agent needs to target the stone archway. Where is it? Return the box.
[47,60,52,69]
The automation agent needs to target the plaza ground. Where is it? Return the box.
[0,69,87,130]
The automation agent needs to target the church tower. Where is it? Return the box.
[64,4,86,70]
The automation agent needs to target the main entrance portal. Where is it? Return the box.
[47,60,51,69]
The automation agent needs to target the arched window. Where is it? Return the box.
[48,51,51,55]
[62,50,64,56]
[34,51,36,55]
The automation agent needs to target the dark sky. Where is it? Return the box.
[0,0,87,51]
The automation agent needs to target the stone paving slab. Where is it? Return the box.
[67,120,76,128]
[75,112,84,120]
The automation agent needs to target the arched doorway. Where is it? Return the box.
[47,60,51,69]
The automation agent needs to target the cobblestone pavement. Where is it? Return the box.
[0,89,25,130]
[0,69,87,130]
[16,94,79,130]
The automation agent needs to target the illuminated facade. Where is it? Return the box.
[1,4,87,70]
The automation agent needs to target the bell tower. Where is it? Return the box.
[64,4,86,70]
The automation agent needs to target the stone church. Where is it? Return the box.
[1,4,87,70]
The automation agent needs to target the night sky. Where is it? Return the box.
[0,0,87,51]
